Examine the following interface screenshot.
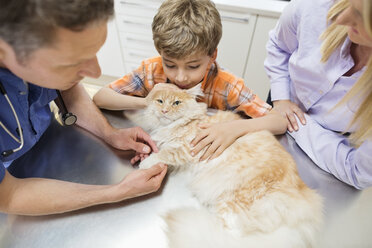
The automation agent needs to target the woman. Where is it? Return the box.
[264,0,372,189]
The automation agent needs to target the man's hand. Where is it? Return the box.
[191,121,243,161]
[117,163,168,199]
[106,126,159,159]
[273,100,306,132]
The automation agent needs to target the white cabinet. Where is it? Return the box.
[244,16,279,99]
[97,19,125,78]
[97,0,287,100]
[115,0,162,73]
[217,9,257,77]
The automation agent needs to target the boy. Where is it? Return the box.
[93,0,287,160]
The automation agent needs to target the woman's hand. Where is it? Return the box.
[273,100,306,132]
[190,121,243,161]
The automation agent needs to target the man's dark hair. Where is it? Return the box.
[0,0,114,61]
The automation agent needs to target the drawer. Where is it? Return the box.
[115,14,153,36]
[119,32,155,51]
[115,0,161,17]
[122,47,159,65]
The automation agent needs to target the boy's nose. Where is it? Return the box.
[175,71,188,83]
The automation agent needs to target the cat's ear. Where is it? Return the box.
[185,84,204,99]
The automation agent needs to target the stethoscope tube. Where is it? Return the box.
[0,81,77,157]
[0,81,24,157]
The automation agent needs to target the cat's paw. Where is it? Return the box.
[139,154,159,169]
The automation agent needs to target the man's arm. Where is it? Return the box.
[61,83,155,153]
[0,164,167,215]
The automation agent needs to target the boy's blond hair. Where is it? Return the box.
[152,0,222,59]
[320,0,372,146]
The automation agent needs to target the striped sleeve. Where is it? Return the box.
[108,57,166,97]
[206,68,272,118]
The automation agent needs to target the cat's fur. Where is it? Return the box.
[125,84,323,248]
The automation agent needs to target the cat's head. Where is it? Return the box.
[146,83,207,125]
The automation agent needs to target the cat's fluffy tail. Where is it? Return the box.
[164,207,318,248]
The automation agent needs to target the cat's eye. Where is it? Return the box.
[157,99,163,104]
[173,100,181,106]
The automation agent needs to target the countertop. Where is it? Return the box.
[0,110,371,248]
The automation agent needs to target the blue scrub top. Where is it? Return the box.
[0,68,57,182]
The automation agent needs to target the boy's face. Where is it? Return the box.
[161,50,217,89]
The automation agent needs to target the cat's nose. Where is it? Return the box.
[162,109,169,114]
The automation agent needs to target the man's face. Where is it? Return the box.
[161,50,217,89]
[0,22,107,90]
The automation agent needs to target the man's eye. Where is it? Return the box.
[173,100,181,106]
[157,99,163,104]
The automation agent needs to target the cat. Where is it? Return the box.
[125,83,323,248]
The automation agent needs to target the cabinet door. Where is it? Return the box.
[97,19,126,78]
[217,9,257,78]
[244,16,278,100]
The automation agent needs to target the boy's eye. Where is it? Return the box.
[165,64,175,69]
[189,65,200,69]
[173,100,181,106]
[157,99,163,104]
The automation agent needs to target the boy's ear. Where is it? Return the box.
[185,84,204,99]
[210,48,217,63]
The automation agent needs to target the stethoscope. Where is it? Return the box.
[0,80,77,157]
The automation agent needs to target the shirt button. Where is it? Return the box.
[319,90,323,94]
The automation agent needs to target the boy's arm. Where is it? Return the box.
[93,86,147,110]
[191,109,287,161]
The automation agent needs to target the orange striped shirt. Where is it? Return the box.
[109,56,271,118]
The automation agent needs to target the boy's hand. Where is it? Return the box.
[191,121,243,161]
[273,100,306,132]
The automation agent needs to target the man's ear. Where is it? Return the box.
[0,42,5,61]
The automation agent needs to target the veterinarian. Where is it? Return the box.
[264,0,372,189]
[0,0,167,215]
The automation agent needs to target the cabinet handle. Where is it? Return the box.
[122,20,150,27]
[220,15,249,23]
[126,37,153,43]
[119,1,156,10]
[128,52,151,57]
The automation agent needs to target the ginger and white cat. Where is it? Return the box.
[125,84,323,248]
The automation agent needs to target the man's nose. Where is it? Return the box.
[78,57,101,79]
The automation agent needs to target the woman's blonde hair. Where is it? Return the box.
[152,0,222,59]
[321,0,372,146]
